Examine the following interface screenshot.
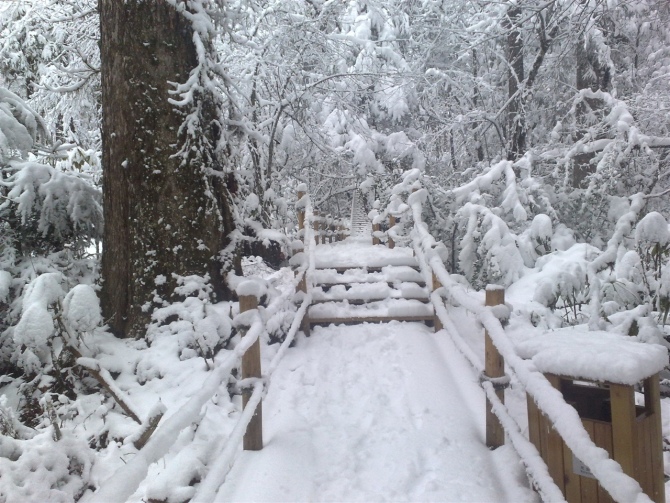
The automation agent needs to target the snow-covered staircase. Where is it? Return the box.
[308,238,435,326]
[349,190,372,237]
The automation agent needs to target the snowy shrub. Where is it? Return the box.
[0,271,105,430]
[0,431,93,502]
[0,159,102,255]
[148,274,233,364]
[62,284,102,333]
[457,203,525,289]
[633,212,670,323]
[0,87,48,163]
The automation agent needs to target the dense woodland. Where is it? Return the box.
[1,0,670,500]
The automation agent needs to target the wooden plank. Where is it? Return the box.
[527,396,541,453]
[636,414,652,499]
[311,295,430,305]
[610,383,636,478]
[563,438,581,503]
[580,421,598,503]
[546,419,565,493]
[309,315,436,325]
[541,374,565,493]
[594,421,614,503]
[645,374,665,503]
[315,265,421,273]
[318,281,427,289]
[296,271,310,336]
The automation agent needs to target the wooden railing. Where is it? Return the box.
[86,205,316,503]
[382,169,664,503]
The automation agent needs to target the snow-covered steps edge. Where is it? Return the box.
[308,299,435,326]
[313,266,425,285]
[312,282,429,304]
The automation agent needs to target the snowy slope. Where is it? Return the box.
[216,322,536,502]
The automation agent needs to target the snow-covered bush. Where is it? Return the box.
[0,160,102,255]
[147,274,233,365]
[630,212,670,326]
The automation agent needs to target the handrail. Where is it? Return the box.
[385,168,654,503]
[85,198,318,503]
[192,210,317,502]
[82,312,266,503]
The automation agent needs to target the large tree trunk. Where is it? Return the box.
[99,0,235,338]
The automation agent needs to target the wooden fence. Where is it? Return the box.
[381,169,665,503]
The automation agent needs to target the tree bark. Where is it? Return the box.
[99,0,235,338]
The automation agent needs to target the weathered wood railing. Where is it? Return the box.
[86,219,315,503]
[293,184,351,334]
[383,168,665,503]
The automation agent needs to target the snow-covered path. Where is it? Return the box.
[216,322,534,502]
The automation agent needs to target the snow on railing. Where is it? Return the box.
[386,168,654,503]
[82,308,266,503]
[189,193,318,502]
[85,195,317,503]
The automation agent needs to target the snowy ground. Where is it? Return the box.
[3,238,670,502]
[217,322,536,502]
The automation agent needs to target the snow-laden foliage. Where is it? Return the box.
[0,0,100,150]
[385,166,670,335]
[147,274,233,365]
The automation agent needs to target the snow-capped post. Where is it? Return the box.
[297,186,307,241]
[290,241,310,337]
[432,272,443,331]
[388,215,397,249]
[484,285,505,449]
[238,283,263,451]
[314,210,321,244]
[372,222,381,245]
[321,214,327,245]
[327,214,334,243]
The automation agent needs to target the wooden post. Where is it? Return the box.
[297,189,306,241]
[240,294,263,451]
[328,215,334,243]
[372,222,381,245]
[432,271,442,331]
[485,285,505,449]
[295,190,311,336]
[313,210,320,244]
[388,215,396,249]
[297,271,310,337]
[321,215,327,244]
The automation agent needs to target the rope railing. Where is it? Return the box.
[85,193,320,503]
[383,168,656,503]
